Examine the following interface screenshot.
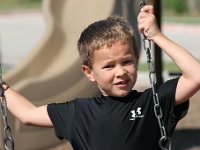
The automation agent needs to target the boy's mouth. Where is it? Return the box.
[114,80,129,87]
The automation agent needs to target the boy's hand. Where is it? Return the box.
[137,5,161,40]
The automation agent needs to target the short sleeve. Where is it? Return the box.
[156,77,189,135]
[47,102,75,141]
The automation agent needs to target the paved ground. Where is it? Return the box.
[0,11,45,67]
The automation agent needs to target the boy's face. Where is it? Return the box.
[82,42,138,97]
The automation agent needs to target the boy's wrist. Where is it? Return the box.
[2,82,10,91]
[151,31,163,42]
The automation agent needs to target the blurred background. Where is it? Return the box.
[0,0,200,71]
[0,0,200,150]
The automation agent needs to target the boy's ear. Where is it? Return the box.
[81,65,96,82]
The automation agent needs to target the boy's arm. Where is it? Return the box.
[2,83,53,127]
[153,33,200,105]
[138,5,200,105]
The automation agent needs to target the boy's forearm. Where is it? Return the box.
[138,4,200,84]
[152,33,200,83]
[3,85,36,124]
[3,84,53,127]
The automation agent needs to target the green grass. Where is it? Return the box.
[0,0,41,13]
[138,62,180,72]
[1,0,199,25]
[163,15,200,24]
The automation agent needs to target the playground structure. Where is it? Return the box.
[1,0,141,149]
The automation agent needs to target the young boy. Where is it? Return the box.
[2,5,200,150]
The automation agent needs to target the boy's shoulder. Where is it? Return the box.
[73,90,144,104]
[70,96,100,105]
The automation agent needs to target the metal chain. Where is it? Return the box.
[0,37,14,150]
[143,37,171,150]
[0,93,14,150]
[139,0,171,149]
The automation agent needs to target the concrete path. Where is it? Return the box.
[0,11,45,67]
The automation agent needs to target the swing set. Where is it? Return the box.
[0,0,171,149]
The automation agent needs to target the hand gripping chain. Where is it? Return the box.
[139,1,171,150]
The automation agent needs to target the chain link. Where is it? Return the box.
[143,36,171,150]
[139,1,171,149]
[0,37,14,150]
[0,79,14,150]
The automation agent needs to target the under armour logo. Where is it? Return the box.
[130,107,144,120]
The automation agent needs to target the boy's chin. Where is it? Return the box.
[110,90,131,97]
[116,92,130,97]
[100,88,132,97]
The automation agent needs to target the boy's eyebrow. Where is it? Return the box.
[102,59,115,64]
[103,55,135,63]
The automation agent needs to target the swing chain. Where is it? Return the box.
[139,1,171,149]
[142,37,171,150]
[0,94,13,150]
[0,37,14,150]
[0,79,14,150]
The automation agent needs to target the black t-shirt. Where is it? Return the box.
[47,78,189,150]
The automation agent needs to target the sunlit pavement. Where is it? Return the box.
[0,11,45,67]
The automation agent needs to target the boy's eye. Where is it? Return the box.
[123,60,134,65]
[103,64,114,69]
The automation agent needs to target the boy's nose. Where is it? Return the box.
[116,65,127,77]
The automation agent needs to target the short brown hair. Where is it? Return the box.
[78,15,139,69]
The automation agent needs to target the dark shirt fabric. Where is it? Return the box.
[47,78,189,150]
